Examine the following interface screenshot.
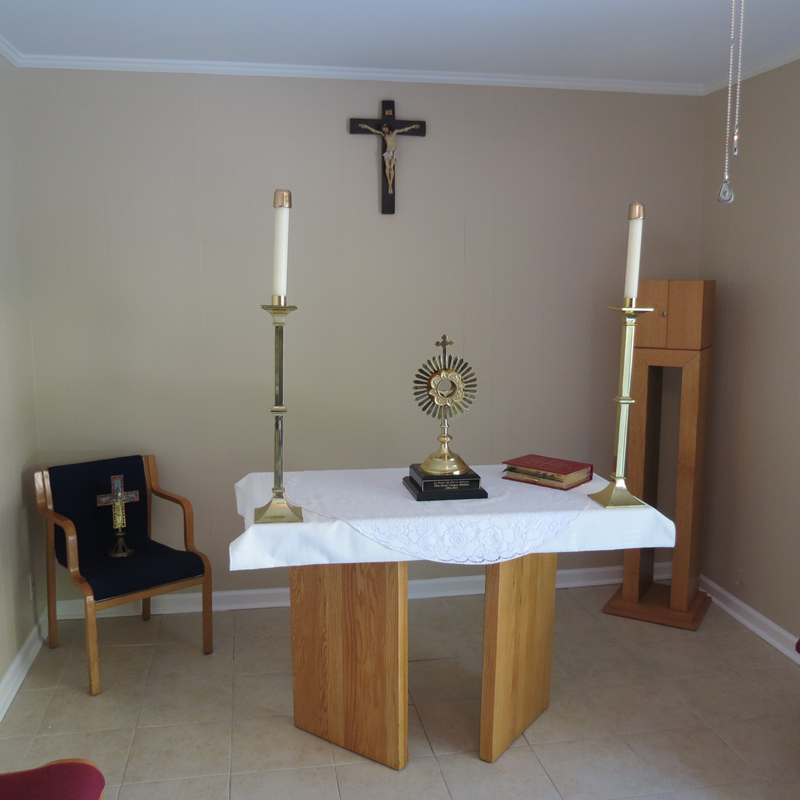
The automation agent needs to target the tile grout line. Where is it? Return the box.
[705,713,793,786]
[523,742,564,799]
[20,639,75,751]
[7,602,799,793]
[527,740,568,800]
[333,754,344,800]
[119,615,161,787]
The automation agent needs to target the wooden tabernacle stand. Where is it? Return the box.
[604,279,715,630]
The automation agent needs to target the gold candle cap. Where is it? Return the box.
[274,189,292,209]
[628,202,645,220]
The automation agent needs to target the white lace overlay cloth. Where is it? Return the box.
[283,465,585,564]
[231,465,675,568]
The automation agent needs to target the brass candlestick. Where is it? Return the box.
[253,298,303,524]
[588,297,653,508]
[255,189,303,523]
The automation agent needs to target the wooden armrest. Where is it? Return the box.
[151,486,191,512]
[145,457,198,552]
[36,506,85,584]
[151,487,197,551]
[38,506,75,530]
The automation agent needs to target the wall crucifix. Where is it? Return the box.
[349,100,426,214]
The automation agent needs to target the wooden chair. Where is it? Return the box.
[35,455,212,695]
[0,759,105,799]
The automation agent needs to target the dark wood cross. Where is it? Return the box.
[349,100,426,215]
[97,475,139,530]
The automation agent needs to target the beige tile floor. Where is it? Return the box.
[1,587,799,800]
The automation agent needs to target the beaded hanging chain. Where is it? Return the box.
[719,0,745,203]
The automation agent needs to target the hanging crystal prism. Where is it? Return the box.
[719,0,744,204]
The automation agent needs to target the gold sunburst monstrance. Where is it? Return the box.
[413,335,478,476]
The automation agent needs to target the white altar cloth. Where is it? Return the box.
[230,465,675,569]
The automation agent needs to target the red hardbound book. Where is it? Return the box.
[501,454,593,490]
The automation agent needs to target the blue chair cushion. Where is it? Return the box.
[47,455,204,602]
[75,533,204,602]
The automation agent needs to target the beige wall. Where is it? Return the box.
[14,70,704,599]
[4,51,799,680]
[0,53,40,679]
[701,58,800,635]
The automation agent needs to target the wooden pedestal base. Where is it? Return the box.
[289,562,409,770]
[613,280,716,632]
[288,553,557,769]
[603,583,711,631]
[481,553,557,762]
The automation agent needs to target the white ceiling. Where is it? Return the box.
[1,0,799,95]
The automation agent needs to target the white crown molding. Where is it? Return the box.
[12,53,704,96]
[702,46,800,95]
[0,32,23,66]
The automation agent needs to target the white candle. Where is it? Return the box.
[272,190,292,298]
[623,203,645,300]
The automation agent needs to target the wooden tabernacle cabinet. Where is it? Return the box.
[603,279,715,630]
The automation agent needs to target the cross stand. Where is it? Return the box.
[97,475,139,557]
[350,100,426,214]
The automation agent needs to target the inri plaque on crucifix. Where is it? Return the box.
[350,100,426,214]
[97,475,139,557]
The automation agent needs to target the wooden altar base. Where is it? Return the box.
[289,562,409,770]
[603,582,711,631]
[289,553,557,770]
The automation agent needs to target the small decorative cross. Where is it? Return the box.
[436,334,454,362]
[97,475,139,557]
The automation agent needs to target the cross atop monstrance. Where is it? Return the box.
[97,475,139,557]
[436,334,454,361]
[349,100,426,215]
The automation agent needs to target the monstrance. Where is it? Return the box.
[403,335,488,501]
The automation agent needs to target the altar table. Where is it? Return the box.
[230,466,674,770]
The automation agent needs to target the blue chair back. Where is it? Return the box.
[48,455,149,567]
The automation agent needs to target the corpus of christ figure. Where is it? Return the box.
[357,121,420,195]
[349,100,426,214]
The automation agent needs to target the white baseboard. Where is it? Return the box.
[407,561,675,596]
[48,566,800,670]
[408,574,485,599]
[556,561,674,589]
[700,575,800,666]
[0,612,48,722]
[55,561,674,618]
[5,561,790,726]
[55,586,292,618]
